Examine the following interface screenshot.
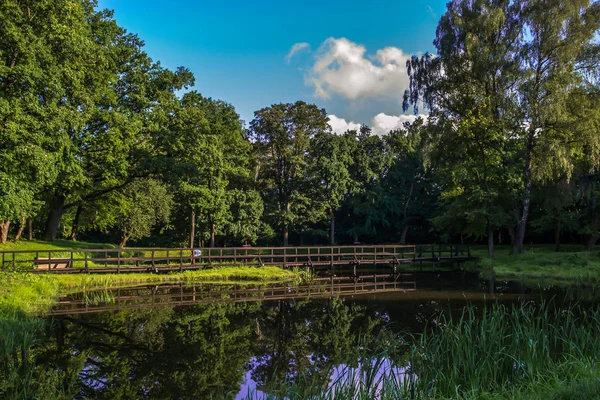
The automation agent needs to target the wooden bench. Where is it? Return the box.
[34,257,72,270]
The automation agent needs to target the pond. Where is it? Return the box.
[3,271,600,399]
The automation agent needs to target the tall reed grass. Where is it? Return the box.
[239,301,600,399]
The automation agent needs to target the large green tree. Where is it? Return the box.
[307,130,354,245]
[250,101,329,246]
[404,0,600,253]
[341,126,394,243]
[383,119,437,244]
[160,91,253,247]
[30,2,193,241]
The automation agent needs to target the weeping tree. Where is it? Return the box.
[404,0,600,254]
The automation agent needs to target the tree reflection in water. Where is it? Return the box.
[1,297,408,399]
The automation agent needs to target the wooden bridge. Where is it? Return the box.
[48,278,417,315]
[0,244,472,274]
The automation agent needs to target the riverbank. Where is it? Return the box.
[0,267,298,316]
[468,245,600,284]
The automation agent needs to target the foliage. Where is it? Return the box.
[3,0,600,254]
[249,101,330,245]
[116,178,173,247]
[404,0,600,254]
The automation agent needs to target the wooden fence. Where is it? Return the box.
[0,244,472,274]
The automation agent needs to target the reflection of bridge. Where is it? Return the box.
[1,244,472,274]
[48,277,417,316]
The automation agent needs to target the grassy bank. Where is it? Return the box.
[0,267,297,316]
[0,239,114,252]
[468,245,600,283]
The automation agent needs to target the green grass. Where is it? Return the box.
[0,267,297,316]
[0,239,114,252]
[468,245,600,283]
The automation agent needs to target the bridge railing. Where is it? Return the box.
[0,244,472,273]
[48,278,418,315]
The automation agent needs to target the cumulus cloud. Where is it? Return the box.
[328,113,427,135]
[285,42,310,63]
[328,115,361,134]
[371,113,426,135]
[306,38,411,101]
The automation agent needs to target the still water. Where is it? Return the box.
[15,272,590,399]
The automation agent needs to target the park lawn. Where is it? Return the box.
[0,239,115,252]
[470,245,600,283]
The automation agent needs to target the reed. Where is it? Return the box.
[240,301,600,399]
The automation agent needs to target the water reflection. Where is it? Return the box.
[2,273,574,399]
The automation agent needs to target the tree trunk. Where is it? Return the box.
[330,208,335,246]
[190,210,196,248]
[44,194,66,241]
[353,231,358,244]
[400,225,409,245]
[487,221,494,258]
[586,235,599,251]
[13,215,26,242]
[400,178,415,245]
[209,222,215,248]
[283,227,289,246]
[513,145,533,254]
[507,225,515,246]
[119,235,129,248]
[70,205,83,241]
[283,201,290,246]
[28,218,33,241]
[0,220,10,244]
[554,220,561,252]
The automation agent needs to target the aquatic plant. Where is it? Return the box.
[238,301,600,399]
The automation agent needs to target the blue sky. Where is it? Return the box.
[97,0,446,133]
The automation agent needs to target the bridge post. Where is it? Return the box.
[330,251,334,280]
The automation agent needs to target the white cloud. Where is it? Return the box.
[285,42,310,63]
[371,113,425,135]
[328,113,427,135]
[328,115,361,134]
[306,38,411,101]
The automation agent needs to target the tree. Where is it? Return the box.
[383,119,436,244]
[307,130,353,245]
[404,0,600,254]
[511,0,600,253]
[224,189,264,245]
[1,0,88,242]
[116,178,173,247]
[161,91,251,248]
[250,101,330,246]
[340,126,394,243]
[30,3,193,241]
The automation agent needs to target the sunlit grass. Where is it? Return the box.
[468,245,600,283]
[0,267,297,316]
